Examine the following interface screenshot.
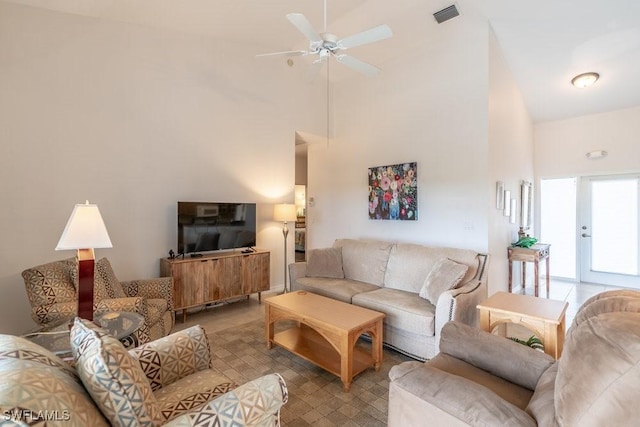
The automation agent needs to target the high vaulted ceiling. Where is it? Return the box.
[5,0,640,123]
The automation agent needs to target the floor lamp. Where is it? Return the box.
[274,204,297,293]
[55,201,112,321]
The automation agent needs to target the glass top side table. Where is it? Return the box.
[23,312,144,358]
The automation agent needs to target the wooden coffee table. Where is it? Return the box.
[477,292,568,359]
[264,291,385,392]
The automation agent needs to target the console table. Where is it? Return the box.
[477,292,567,359]
[160,250,270,322]
[508,243,550,297]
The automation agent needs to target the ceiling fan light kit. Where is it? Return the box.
[571,72,599,88]
[256,1,392,77]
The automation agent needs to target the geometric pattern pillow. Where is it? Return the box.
[70,318,165,426]
[0,334,109,427]
[95,258,127,299]
[128,325,213,392]
[419,258,468,305]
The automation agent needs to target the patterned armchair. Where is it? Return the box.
[0,321,288,426]
[22,257,175,345]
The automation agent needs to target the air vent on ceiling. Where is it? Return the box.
[434,5,460,24]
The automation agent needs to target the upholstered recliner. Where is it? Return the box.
[0,320,288,426]
[22,257,174,344]
[388,290,640,426]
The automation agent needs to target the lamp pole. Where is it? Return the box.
[282,221,290,293]
[274,203,297,294]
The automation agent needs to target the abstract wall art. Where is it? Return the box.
[368,162,418,220]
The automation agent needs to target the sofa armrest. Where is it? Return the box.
[439,321,555,390]
[289,262,307,290]
[434,278,486,354]
[121,277,174,311]
[388,363,536,427]
[128,325,212,391]
[163,373,288,426]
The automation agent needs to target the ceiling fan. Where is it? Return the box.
[256,0,393,77]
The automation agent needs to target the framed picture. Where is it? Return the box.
[496,181,505,209]
[368,162,417,220]
[503,190,511,216]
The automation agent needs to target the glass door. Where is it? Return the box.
[580,175,640,287]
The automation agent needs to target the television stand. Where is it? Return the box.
[160,249,270,322]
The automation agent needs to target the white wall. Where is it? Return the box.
[0,2,325,334]
[487,29,534,295]
[306,12,490,253]
[535,106,640,179]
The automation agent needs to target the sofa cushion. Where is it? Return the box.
[306,247,344,279]
[295,277,379,303]
[428,353,534,410]
[70,318,164,426]
[418,258,468,305]
[353,288,436,337]
[384,244,479,293]
[153,369,236,421]
[0,334,109,427]
[333,239,393,286]
[389,363,536,426]
[555,312,640,427]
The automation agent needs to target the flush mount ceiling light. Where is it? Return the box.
[571,72,600,88]
[585,150,608,160]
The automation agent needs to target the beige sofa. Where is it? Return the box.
[0,319,287,426]
[289,239,489,360]
[387,290,640,426]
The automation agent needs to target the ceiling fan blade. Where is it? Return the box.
[256,50,308,58]
[287,13,323,44]
[337,24,393,50]
[335,54,381,76]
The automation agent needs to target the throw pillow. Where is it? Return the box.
[306,247,345,279]
[70,318,164,427]
[95,258,127,299]
[419,258,468,305]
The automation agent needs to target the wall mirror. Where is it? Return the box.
[521,181,533,229]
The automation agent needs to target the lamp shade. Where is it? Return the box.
[273,203,297,222]
[55,201,112,250]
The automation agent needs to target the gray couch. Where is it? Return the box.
[289,239,489,360]
[388,290,640,426]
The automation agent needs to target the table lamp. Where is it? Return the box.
[55,201,112,321]
[273,203,297,293]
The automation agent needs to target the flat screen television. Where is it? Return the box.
[177,202,256,255]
